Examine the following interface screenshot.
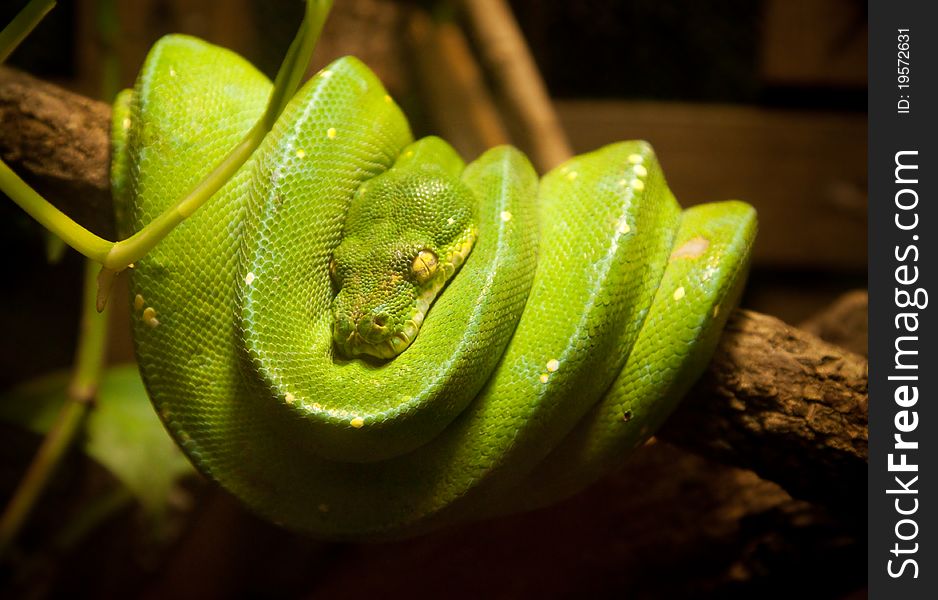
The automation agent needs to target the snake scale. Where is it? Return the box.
[111,35,757,539]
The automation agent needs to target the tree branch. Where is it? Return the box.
[661,308,867,518]
[0,66,113,237]
[457,0,573,171]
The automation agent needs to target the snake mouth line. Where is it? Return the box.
[334,228,477,360]
[340,314,421,359]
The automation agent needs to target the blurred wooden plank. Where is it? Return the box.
[406,10,509,160]
[557,101,866,270]
[759,0,867,87]
[311,0,407,94]
[458,0,572,171]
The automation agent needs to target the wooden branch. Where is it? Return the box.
[0,66,113,238]
[660,308,868,519]
[457,0,573,171]
[406,9,510,160]
[0,68,868,515]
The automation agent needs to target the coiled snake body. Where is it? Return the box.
[111,36,756,539]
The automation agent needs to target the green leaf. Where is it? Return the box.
[0,365,194,515]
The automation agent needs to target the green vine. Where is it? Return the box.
[0,259,109,556]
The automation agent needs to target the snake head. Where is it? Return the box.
[330,163,476,359]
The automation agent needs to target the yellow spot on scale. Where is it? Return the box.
[566,171,578,181]
[673,286,686,301]
[404,150,414,158]
[350,416,365,429]
[630,178,645,192]
[320,69,333,79]
[539,374,550,383]
[616,218,631,235]
[546,359,560,372]
[633,164,648,177]
[168,67,176,77]
[143,306,159,328]
[122,117,131,130]
[447,217,455,226]
[713,304,720,317]
[628,153,644,165]
[296,149,306,158]
[500,211,513,222]
[245,272,256,286]
[326,127,337,139]
[384,94,392,103]
[134,294,145,311]
[284,392,295,405]
[618,178,628,186]
[670,236,710,260]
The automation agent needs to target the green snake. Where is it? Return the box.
[111,35,757,539]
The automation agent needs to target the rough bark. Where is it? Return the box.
[661,309,868,519]
[0,66,113,238]
[0,67,868,516]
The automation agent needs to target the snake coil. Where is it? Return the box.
[112,35,756,539]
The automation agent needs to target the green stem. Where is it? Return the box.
[0,0,334,273]
[0,162,115,263]
[0,0,55,63]
[0,259,110,557]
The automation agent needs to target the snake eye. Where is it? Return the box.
[411,249,439,285]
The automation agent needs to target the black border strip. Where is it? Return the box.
[869,1,937,596]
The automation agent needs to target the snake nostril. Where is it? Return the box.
[333,316,352,339]
[356,312,390,342]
